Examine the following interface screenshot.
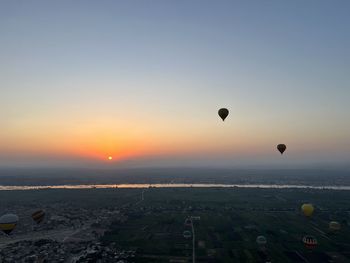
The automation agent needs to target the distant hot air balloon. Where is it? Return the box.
[183,230,192,239]
[277,144,287,154]
[329,221,341,232]
[256,235,267,246]
[301,204,314,217]
[0,213,19,235]
[256,235,267,250]
[32,210,45,224]
[184,218,192,226]
[302,235,317,249]
[218,108,229,121]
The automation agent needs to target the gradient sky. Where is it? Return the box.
[1,1,349,168]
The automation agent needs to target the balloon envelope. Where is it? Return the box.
[32,210,45,224]
[301,203,314,217]
[256,235,267,245]
[277,144,287,154]
[329,221,341,231]
[0,213,19,235]
[184,218,192,226]
[303,235,317,249]
[218,108,229,121]
[183,230,192,239]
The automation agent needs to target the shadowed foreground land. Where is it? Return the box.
[0,188,350,262]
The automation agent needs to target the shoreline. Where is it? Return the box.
[1,183,350,191]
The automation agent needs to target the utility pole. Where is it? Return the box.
[191,218,195,263]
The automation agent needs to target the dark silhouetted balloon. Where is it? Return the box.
[32,210,45,224]
[277,144,287,154]
[218,108,229,121]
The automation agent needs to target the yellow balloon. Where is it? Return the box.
[0,214,19,235]
[301,203,314,217]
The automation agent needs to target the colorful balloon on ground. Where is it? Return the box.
[32,210,45,224]
[0,213,19,235]
[329,221,341,231]
[277,144,287,154]
[301,203,314,217]
[218,108,229,121]
[303,235,317,249]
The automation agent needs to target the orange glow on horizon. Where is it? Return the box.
[3,113,342,165]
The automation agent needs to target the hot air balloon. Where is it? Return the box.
[183,230,192,239]
[301,203,314,217]
[302,235,317,249]
[184,218,192,226]
[32,210,45,224]
[277,144,286,154]
[256,235,267,251]
[218,108,229,121]
[329,221,341,232]
[256,235,267,246]
[0,213,19,235]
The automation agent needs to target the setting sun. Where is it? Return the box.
[108,156,113,160]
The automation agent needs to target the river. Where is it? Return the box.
[0,183,350,191]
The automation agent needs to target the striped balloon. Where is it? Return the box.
[303,235,317,249]
[0,214,19,235]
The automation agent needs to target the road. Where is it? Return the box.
[0,228,81,248]
[135,189,146,205]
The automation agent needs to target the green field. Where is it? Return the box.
[1,187,349,262]
[102,188,350,262]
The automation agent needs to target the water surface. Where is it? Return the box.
[1,184,349,191]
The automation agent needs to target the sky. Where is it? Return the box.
[1,1,349,168]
